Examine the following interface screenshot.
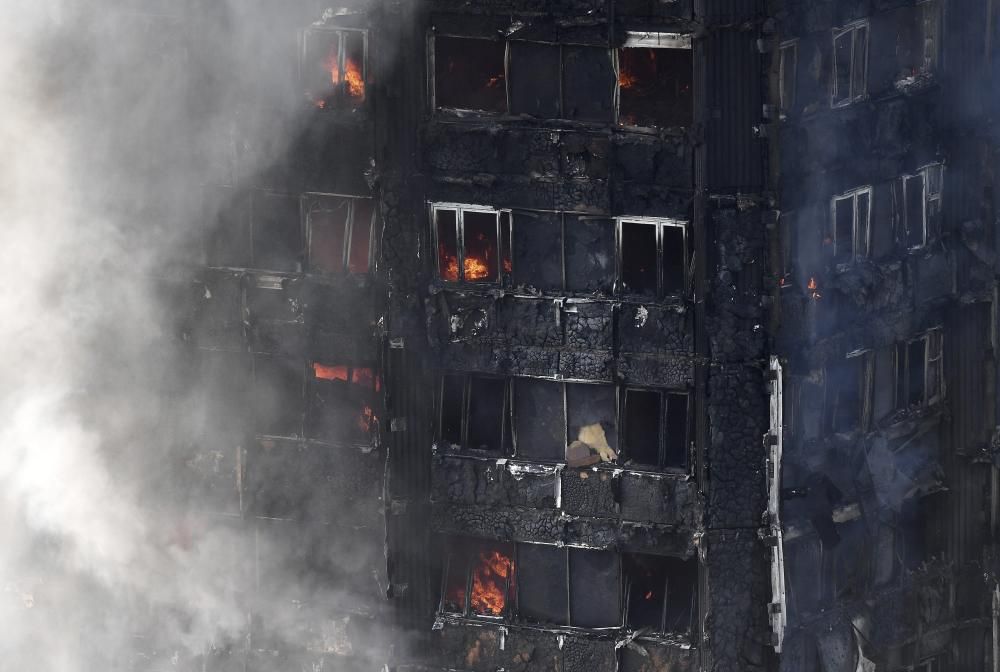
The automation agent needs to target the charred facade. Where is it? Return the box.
[136,0,1000,671]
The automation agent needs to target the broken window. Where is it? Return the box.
[306,362,379,444]
[618,218,688,297]
[622,389,690,469]
[566,383,617,466]
[831,187,871,265]
[302,28,367,111]
[618,32,693,128]
[565,216,615,294]
[432,205,507,284]
[894,329,943,410]
[516,544,620,627]
[252,191,302,273]
[778,40,798,117]
[509,42,562,119]
[514,379,566,461]
[433,36,506,113]
[832,21,868,107]
[441,537,515,618]
[437,373,510,454]
[623,553,697,634]
[825,351,872,434]
[898,164,943,248]
[305,195,375,275]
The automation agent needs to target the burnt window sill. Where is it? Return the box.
[433,614,696,647]
[431,109,689,137]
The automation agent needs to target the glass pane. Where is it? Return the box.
[434,37,507,113]
[851,27,867,99]
[625,389,661,466]
[569,549,620,627]
[509,42,561,118]
[562,45,616,122]
[342,31,366,106]
[514,379,565,461]
[436,209,459,281]
[467,377,506,452]
[662,225,686,293]
[440,375,464,445]
[517,544,568,624]
[513,212,563,291]
[463,211,499,282]
[621,221,658,296]
[855,191,870,257]
[619,47,693,127]
[564,217,615,293]
[348,199,374,274]
[833,31,852,104]
[663,556,697,633]
[303,29,340,109]
[834,197,854,263]
[664,393,688,468]
[905,175,925,247]
[308,199,349,274]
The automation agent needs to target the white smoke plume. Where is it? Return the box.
[0,2,390,669]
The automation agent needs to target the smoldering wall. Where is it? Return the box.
[0,2,390,669]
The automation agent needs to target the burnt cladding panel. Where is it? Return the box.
[703,30,763,192]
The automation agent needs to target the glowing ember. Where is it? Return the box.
[470,550,512,616]
[807,277,822,300]
[357,404,377,433]
[645,590,654,600]
[486,75,502,89]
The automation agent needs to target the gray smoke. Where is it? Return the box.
[0,2,388,669]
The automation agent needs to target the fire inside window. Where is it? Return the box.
[899,164,943,249]
[305,195,375,274]
[617,32,693,128]
[831,187,871,265]
[623,553,697,635]
[894,329,943,410]
[440,540,696,635]
[432,36,507,113]
[307,362,380,444]
[302,27,367,110]
[832,21,868,107]
[442,538,515,617]
[618,218,687,297]
[433,204,511,283]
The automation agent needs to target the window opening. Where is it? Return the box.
[438,374,509,454]
[303,28,367,110]
[617,32,693,128]
[623,553,697,634]
[306,195,375,275]
[433,36,507,113]
[307,362,379,444]
[441,538,515,618]
[831,187,871,264]
[618,218,688,297]
[778,40,797,116]
[433,205,507,284]
[622,389,689,469]
[832,22,868,106]
[894,329,943,410]
[825,352,871,434]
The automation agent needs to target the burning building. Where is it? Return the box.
[85,0,1000,670]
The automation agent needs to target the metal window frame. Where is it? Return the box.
[437,373,510,453]
[615,32,693,128]
[893,328,944,409]
[616,216,689,298]
[621,387,691,471]
[830,186,872,264]
[428,32,511,115]
[831,20,870,108]
[303,193,376,275]
[429,202,509,285]
[438,537,514,620]
[300,26,369,109]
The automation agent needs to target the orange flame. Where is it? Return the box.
[316,45,364,105]
[807,277,822,300]
[313,363,349,381]
[357,404,377,433]
[645,590,654,600]
[619,70,638,89]
[443,255,490,281]
[470,550,512,616]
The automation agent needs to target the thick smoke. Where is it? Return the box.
[0,2,387,669]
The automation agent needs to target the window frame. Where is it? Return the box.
[622,553,698,636]
[620,387,691,471]
[616,216,689,298]
[439,537,516,620]
[300,26,369,111]
[436,373,512,454]
[824,349,873,435]
[894,328,944,410]
[916,0,942,73]
[899,163,944,249]
[831,20,869,107]
[615,31,694,129]
[778,39,798,118]
[830,186,872,266]
[430,203,511,285]
[303,193,377,275]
